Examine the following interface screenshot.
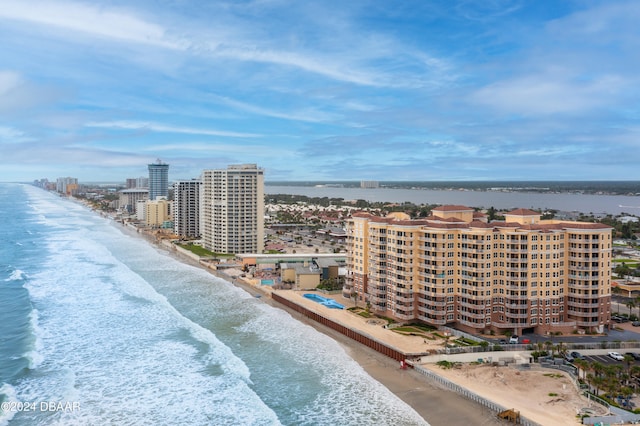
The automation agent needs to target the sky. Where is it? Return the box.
[1,0,639,183]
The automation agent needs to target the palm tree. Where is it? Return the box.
[626,300,636,317]
[573,359,589,380]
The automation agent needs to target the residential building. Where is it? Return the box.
[126,177,149,189]
[119,188,148,214]
[145,197,172,228]
[345,205,613,335]
[148,159,169,200]
[201,164,264,254]
[360,180,379,189]
[56,177,78,195]
[174,179,202,238]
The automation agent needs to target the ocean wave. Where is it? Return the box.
[25,309,44,369]
[15,211,279,425]
[4,269,26,282]
[0,383,18,426]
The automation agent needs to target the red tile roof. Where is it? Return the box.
[506,208,540,216]
[432,205,473,211]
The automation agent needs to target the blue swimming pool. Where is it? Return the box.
[303,293,345,309]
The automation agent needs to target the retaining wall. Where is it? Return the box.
[271,292,406,362]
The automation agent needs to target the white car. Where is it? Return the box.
[608,352,624,361]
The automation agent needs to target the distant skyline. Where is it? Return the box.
[2,0,640,183]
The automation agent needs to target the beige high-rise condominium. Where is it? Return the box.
[200,164,264,255]
[345,205,612,336]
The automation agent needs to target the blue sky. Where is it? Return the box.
[1,0,639,183]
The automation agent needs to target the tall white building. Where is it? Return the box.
[56,177,78,194]
[174,179,202,238]
[201,164,264,254]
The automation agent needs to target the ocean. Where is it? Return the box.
[0,184,427,426]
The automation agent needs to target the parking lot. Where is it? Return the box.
[582,351,640,366]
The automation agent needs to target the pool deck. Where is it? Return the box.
[270,289,431,355]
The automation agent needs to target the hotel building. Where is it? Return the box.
[174,179,202,238]
[345,205,613,335]
[200,164,264,254]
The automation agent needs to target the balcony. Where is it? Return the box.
[369,296,387,305]
[418,297,447,306]
[418,253,447,262]
[457,318,487,328]
[576,320,602,327]
[418,271,446,280]
[394,310,415,321]
[417,314,447,325]
[459,311,486,320]
[491,321,526,328]
[457,301,486,311]
[419,236,440,243]
[505,311,530,319]
[567,310,600,318]
[505,294,530,301]
[417,306,446,316]
[567,300,600,309]
[394,294,414,303]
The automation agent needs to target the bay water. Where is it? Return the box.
[0,184,426,426]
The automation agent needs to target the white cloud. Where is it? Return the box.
[0,125,27,142]
[0,0,185,49]
[85,121,261,138]
[0,71,22,95]
[469,74,625,116]
[210,95,338,123]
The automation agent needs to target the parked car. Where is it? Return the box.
[570,351,585,360]
[498,339,507,345]
[564,353,574,363]
[509,335,519,344]
[633,321,640,327]
[625,352,640,361]
[609,352,625,361]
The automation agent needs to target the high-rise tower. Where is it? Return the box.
[201,164,264,254]
[174,179,202,238]
[148,159,169,201]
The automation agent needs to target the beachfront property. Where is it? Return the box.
[148,159,169,201]
[56,177,78,196]
[145,197,172,228]
[236,253,346,288]
[173,179,202,238]
[345,205,613,336]
[200,164,265,255]
[118,188,148,214]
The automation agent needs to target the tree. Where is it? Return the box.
[626,300,636,317]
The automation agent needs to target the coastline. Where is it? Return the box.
[120,224,503,426]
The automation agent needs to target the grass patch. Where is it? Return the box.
[543,373,564,379]
[548,392,558,397]
[177,244,235,258]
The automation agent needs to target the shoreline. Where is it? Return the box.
[121,225,503,426]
